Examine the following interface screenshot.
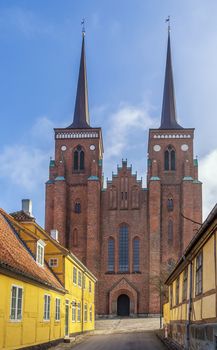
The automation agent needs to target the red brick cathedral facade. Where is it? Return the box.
[45,32,202,316]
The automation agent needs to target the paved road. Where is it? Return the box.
[72,332,166,350]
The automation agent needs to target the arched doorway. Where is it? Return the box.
[117,294,130,316]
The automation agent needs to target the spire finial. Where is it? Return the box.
[81,18,86,37]
[165,15,170,33]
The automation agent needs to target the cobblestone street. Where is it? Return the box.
[50,318,163,350]
[94,317,161,334]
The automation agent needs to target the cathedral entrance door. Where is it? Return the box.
[117,294,130,316]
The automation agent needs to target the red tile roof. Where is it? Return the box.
[0,212,65,292]
[10,210,35,222]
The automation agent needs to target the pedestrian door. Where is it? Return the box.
[117,294,130,316]
[65,300,69,336]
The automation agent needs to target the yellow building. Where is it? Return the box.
[164,204,217,349]
[0,203,96,350]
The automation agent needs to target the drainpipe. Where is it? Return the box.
[82,271,84,333]
[186,261,193,350]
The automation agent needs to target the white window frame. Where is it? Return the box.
[10,285,23,321]
[77,302,81,322]
[49,258,58,267]
[72,301,76,322]
[55,298,60,321]
[36,239,46,267]
[78,271,82,288]
[89,305,92,322]
[73,267,77,285]
[84,304,87,322]
[44,294,51,321]
[83,275,86,289]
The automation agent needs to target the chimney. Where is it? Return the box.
[22,199,33,217]
[50,229,59,242]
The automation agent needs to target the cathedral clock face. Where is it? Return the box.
[181,144,189,151]
[90,145,96,151]
[61,145,67,151]
[153,144,161,152]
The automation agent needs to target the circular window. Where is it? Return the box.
[181,144,189,151]
[153,145,161,152]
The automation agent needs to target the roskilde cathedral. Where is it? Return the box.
[45,30,202,317]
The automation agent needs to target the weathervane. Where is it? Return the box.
[165,15,170,33]
[81,18,86,36]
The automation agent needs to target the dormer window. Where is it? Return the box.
[36,239,46,267]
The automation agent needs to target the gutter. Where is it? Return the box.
[186,261,193,349]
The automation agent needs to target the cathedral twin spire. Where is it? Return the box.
[67,32,91,129]
[68,28,183,130]
[160,30,182,129]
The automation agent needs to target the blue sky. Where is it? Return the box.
[0,0,217,225]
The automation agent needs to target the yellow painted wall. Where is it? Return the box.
[64,257,95,335]
[1,217,97,349]
[202,294,216,319]
[167,229,217,325]
[192,299,202,321]
[0,273,65,350]
[203,236,215,293]
[163,302,170,324]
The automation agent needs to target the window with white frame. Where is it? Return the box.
[72,301,76,322]
[77,302,81,322]
[36,239,45,266]
[196,252,203,295]
[49,258,58,267]
[10,285,23,320]
[89,281,92,293]
[83,275,86,289]
[89,305,92,322]
[73,267,77,284]
[84,304,87,322]
[44,295,51,320]
[78,271,82,287]
[55,298,60,321]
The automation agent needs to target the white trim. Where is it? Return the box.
[10,285,23,322]
[36,240,45,267]
[55,298,61,321]
[78,271,82,288]
[72,300,76,323]
[73,267,77,285]
[43,294,51,321]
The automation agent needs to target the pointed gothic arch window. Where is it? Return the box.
[72,228,78,246]
[168,220,173,246]
[75,201,81,214]
[164,145,176,171]
[108,237,115,272]
[73,145,85,171]
[133,237,140,272]
[109,186,117,209]
[119,224,129,272]
[167,198,174,211]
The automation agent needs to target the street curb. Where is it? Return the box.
[156,333,182,350]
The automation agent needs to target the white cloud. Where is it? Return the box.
[200,149,217,219]
[0,116,53,191]
[31,116,54,143]
[105,103,156,159]
[0,145,49,191]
